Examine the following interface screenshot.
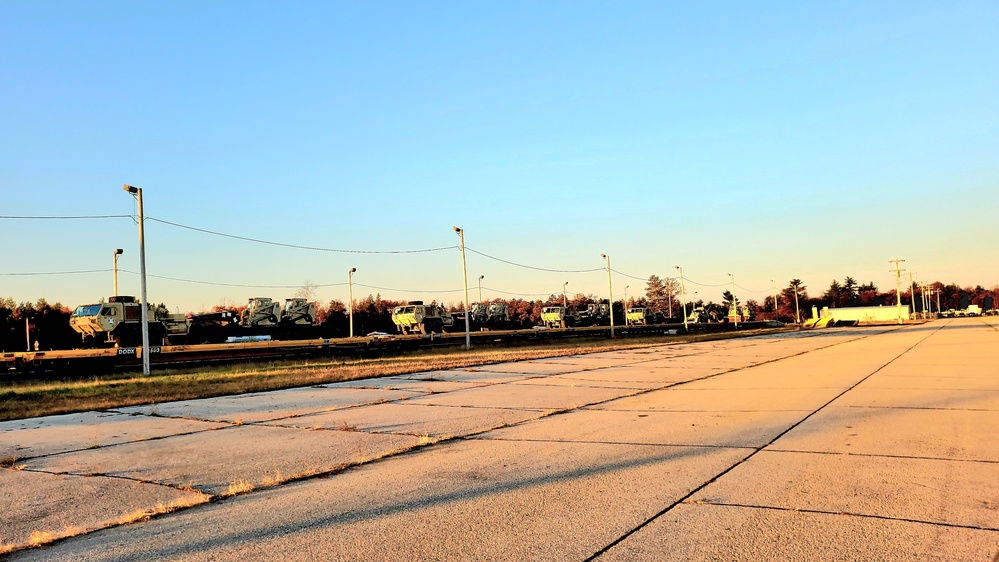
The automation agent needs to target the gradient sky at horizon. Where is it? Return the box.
[2,1,997,312]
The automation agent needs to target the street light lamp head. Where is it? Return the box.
[600,253,607,259]
[452,226,461,233]
[349,267,356,273]
[115,248,123,256]
[123,184,139,194]
[479,275,484,280]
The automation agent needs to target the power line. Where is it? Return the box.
[466,247,604,273]
[0,215,131,220]
[481,285,562,298]
[353,282,462,294]
[146,216,458,254]
[684,278,729,288]
[120,270,343,289]
[0,269,113,276]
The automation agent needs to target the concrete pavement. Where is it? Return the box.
[2,318,997,560]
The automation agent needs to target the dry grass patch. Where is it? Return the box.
[2,492,210,554]
[224,479,255,496]
[261,470,284,487]
[1,329,786,421]
[337,420,358,432]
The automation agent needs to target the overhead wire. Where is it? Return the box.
[683,278,730,288]
[466,247,603,273]
[3,213,756,299]
[146,216,458,254]
[0,215,131,220]
[0,269,114,276]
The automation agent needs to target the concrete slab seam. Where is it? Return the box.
[581,322,944,561]
[685,501,999,533]
[759,447,999,466]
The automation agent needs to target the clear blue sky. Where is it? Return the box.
[2,1,997,312]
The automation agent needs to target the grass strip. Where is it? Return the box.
[0,329,786,421]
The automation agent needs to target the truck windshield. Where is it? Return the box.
[72,304,102,317]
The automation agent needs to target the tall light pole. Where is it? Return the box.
[667,280,673,318]
[727,273,738,328]
[562,281,568,308]
[348,267,356,338]
[623,285,630,326]
[600,253,614,337]
[675,265,688,331]
[907,271,918,320]
[791,280,801,324]
[113,248,123,296]
[771,279,779,322]
[889,259,906,324]
[123,184,150,376]
[477,275,484,303]
[453,226,471,350]
[923,284,930,318]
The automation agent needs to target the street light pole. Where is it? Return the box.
[908,272,917,320]
[771,279,778,322]
[600,253,614,338]
[792,281,801,324]
[123,184,150,376]
[624,285,629,326]
[453,226,471,350]
[113,248,123,296]
[477,275,484,303]
[348,267,356,338]
[728,273,738,328]
[562,281,568,308]
[667,283,673,318]
[923,284,930,318]
[889,259,906,324]
[675,266,688,331]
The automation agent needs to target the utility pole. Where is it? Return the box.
[922,284,929,318]
[113,248,123,296]
[453,227,471,350]
[667,279,673,318]
[771,279,779,322]
[623,285,629,326]
[348,267,356,338]
[675,266,688,331]
[600,253,614,337]
[727,273,738,328]
[889,259,906,324]
[124,184,150,376]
